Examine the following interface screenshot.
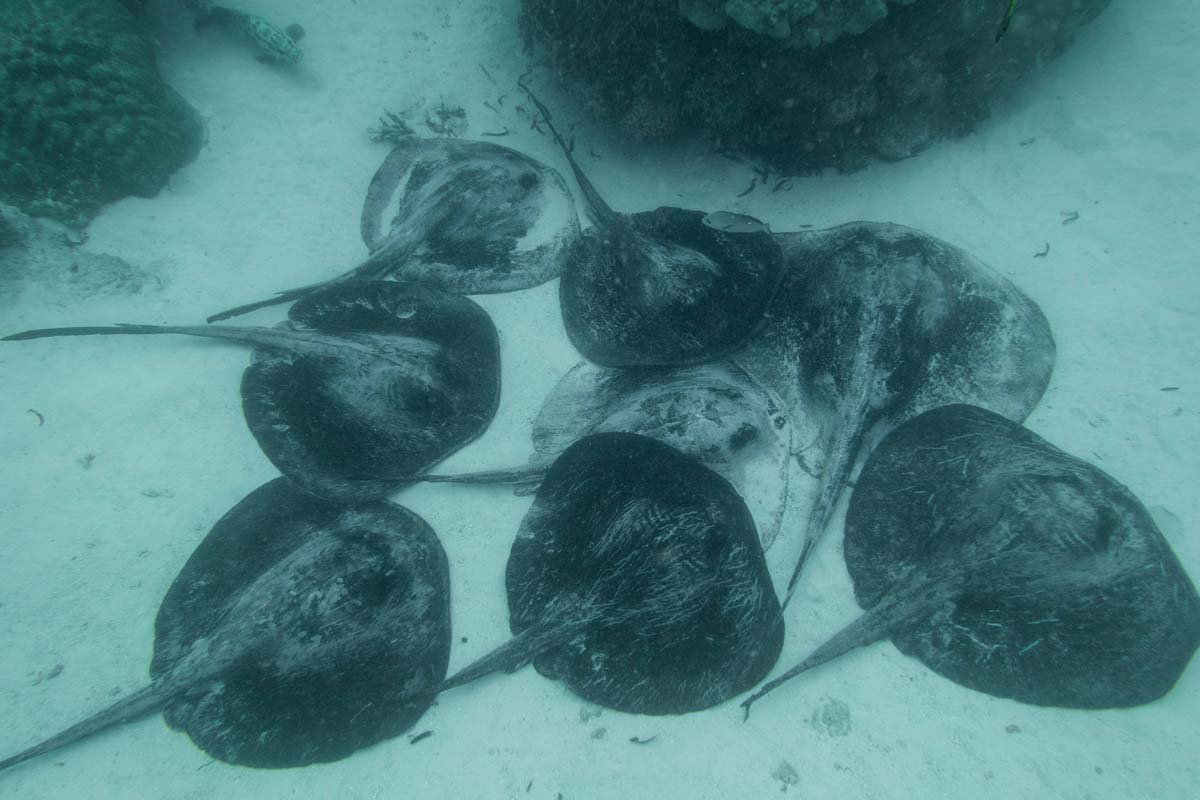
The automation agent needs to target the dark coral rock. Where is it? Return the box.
[0,0,203,225]
[0,209,21,249]
[520,0,1110,171]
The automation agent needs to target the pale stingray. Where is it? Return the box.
[742,405,1200,716]
[734,222,1056,601]
[422,360,796,549]
[0,479,451,772]
[207,137,579,321]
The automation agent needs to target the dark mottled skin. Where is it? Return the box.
[523,86,783,367]
[506,433,783,714]
[742,405,1200,714]
[154,479,450,766]
[0,479,451,772]
[560,207,784,367]
[848,405,1200,708]
[243,281,500,501]
[735,221,1056,595]
[2,282,501,503]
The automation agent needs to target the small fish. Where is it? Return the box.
[199,4,305,65]
[995,0,1018,43]
[701,211,771,235]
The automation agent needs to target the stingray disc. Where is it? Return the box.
[152,478,452,767]
[361,137,580,293]
[735,221,1056,594]
[531,360,795,548]
[243,281,500,500]
[743,221,1056,428]
[507,433,783,714]
[847,405,1200,708]
[560,207,783,367]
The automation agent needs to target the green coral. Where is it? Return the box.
[0,0,203,225]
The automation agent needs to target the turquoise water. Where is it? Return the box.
[1,1,1197,798]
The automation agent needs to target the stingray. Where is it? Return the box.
[433,432,784,713]
[741,404,1200,716]
[0,478,451,773]
[422,360,796,549]
[206,136,580,322]
[521,87,784,367]
[4,281,500,502]
[734,222,1056,600]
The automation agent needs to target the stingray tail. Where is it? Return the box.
[743,569,945,720]
[205,228,426,323]
[3,324,180,341]
[759,430,794,551]
[436,604,596,695]
[415,463,547,492]
[781,397,872,608]
[3,323,349,360]
[4,322,254,346]
[518,82,619,229]
[205,283,320,323]
[0,682,171,773]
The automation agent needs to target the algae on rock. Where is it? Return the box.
[521,0,1110,171]
[682,1,923,48]
[0,0,203,225]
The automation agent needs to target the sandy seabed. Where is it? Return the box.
[0,1,1197,798]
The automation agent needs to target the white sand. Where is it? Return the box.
[1,0,1197,797]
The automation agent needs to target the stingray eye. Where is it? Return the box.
[727,423,758,452]
[517,171,538,190]
[399,382,451,419]
[354,567,398,608]
[1084,507,1120,554]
